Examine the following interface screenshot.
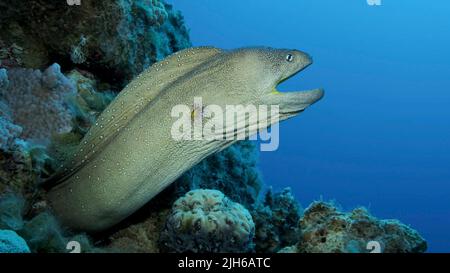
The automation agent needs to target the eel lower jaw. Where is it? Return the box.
[278,88,325,115]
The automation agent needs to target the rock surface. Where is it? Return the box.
[281,202,427,253]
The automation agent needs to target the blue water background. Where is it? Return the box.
[170,0,450,252]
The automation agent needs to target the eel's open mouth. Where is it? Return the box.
[274,59,324,115]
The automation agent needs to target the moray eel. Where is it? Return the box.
[45,47,324,232]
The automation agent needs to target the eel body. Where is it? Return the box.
[46,47,324,231]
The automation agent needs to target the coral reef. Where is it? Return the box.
[0,193,98,253]
[0,193,25,230]
[106,209,170,253]
[46,69,115,168]
[0,141,42,197]
[252,188,302,253]
[281,202,427,253]
[0,90,36,196]
[0,0,191,86]
[65,69,115,136]
[0,65,101,195]
[159,189,255,253]
[0,229,30,253]
[0,64,76,142]
[0,69,8,91]
[173,141,263,209]
[0,111,18,153]
[0,114,21,151]
[0,42,25,68]
[0,70,22,150]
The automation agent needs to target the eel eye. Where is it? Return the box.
[286,54,294,62]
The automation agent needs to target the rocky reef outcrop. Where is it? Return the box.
[280,202,427,253]
[0,0,191,86]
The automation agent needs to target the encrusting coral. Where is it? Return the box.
[0,64,76,143]
[0,113,21,153]
[0,85,36,196]
[0,69,22,150]
[252,188,302,253]
[159,189,255,253]
[280,201,427,253]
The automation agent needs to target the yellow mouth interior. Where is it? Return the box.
[271,87,282,95]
